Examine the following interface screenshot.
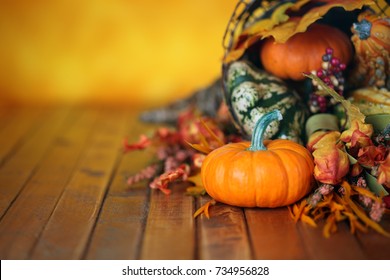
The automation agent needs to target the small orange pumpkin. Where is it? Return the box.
[201,110,315,208]
[350,11,390,88]
[260,22,353,81]
[351,11,390,58]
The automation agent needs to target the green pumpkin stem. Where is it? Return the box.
[247,110,283,151]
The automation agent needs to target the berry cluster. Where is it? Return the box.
[309,48,347,113]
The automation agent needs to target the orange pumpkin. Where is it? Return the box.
[201,110,315,208]
[260,22,353,81]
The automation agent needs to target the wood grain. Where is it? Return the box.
[85,118,157,260]
[0,107,388,260]
[297,221,366,259]
[197,196,252,260]
[245,207,307,259]
[0,108,44,166]
[0,109,98,259]
[29,109,129,259]
[355,215,390,259]
[140,183,195,260]
[0,108,70,218]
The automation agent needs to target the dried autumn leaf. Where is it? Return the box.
[224,0,373,63]
[353,185,382,202]
[186,172,206,196]
[186,118,225,154]
[149,164,190,194]
[341,181,390,237]
[186,142,213,155]
[323,215,337,238]
[378,153,390,186]
[301,213,318,227]
[305,74,366,126]
[193,200,216,219]
[123,134,151,153]
[339,119,374,144]
[312,144,350,184]
[269,0,375,43]
[186,186,206,196]
[243,2,294,35]
[307,130,341,152]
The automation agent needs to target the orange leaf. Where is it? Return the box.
[186,143,213,155]
[301,213,317,227]
[186,119,225,154]
[352,185,381,202]
[342,181,390,238]
[323,215,337,238]
[193,200,216,219]
[200,119,225,148]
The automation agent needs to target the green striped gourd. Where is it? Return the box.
[224,60,307,143]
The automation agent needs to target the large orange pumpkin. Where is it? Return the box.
[201,110,315,208]
[260,22,353,81]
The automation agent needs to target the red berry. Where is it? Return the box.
[331,58,340,66]
[326,48,333,55]
[323,77,331,84]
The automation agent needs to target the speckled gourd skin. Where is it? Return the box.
[225,60,307,143]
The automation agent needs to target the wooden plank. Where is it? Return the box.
[297,221,366,259]
[29,109,129,260]
[197,196,252,260]
[84,193,149,259]
[140,183,195,260]
[245,207,308,259]
[0,108,70,218]
[0,108,44,166]
[85,118,158,260]
[356,215,390,259]
[0,109,98,259]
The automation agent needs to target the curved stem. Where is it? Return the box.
[247,110,283,151]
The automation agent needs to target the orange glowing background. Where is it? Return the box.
[0,0,238,108]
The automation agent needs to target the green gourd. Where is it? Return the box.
[224,60,307,143]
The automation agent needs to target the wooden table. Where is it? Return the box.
[0,106,389,260]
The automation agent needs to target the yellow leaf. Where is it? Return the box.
[225,0,373,63]
[263,0,374,43]
[323,215,336,238]
[186,142,213,154]
[186,172,206,196]
[200,119,225,148]
[301,214,317,227]
[193,200,216,219]
[186,186,206,196]
[352,186,381,202]
[341,181,390,238]
[244,2,294,35]
[304,74,366,126]
[187,173,203,186]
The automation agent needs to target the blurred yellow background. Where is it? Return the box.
[0,0,238,108]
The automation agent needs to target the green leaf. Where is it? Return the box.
[347,153,358,164]
[365,114,390,133]
[365,170,389,196]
